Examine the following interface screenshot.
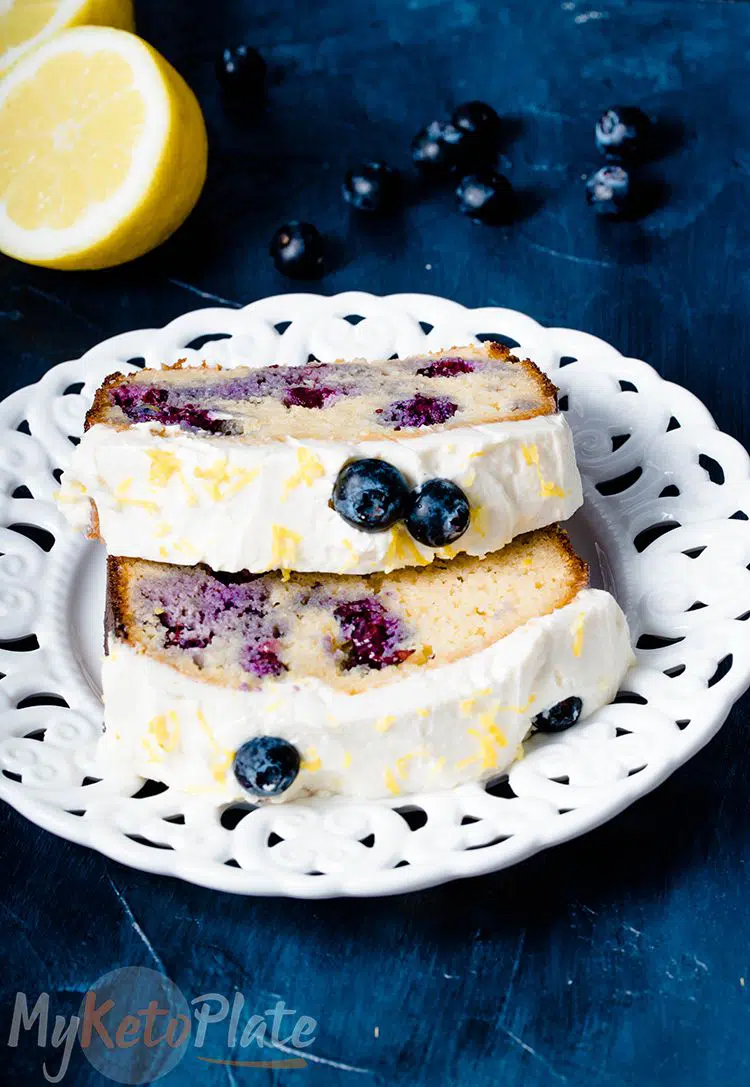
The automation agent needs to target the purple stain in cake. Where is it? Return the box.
[112,384,226,433]
[242,642,287,677]
[282,385,340,409]
[415,357,475,378]
[333,596,414,671]
[112,362,359,421]
[377,394,459,430]
[112,385,168,412]
[140,570,287,670]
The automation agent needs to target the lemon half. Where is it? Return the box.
[0,0,135,75]
[0,25,208,269]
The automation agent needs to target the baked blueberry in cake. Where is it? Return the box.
[100,527,634,802]
[57,342,584,574]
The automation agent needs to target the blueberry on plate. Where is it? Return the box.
[216,45,267,103]
[405,478,471,548]
[531,696,583,733]
[594,106,651,162]
[233,736,301,797]
[332,458,411,532]
[343,161,401,213]
[456,171,513,224]
[269,222,325,279]
[451,100,501,144]
[585,165,631,217]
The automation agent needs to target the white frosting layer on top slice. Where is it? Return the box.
[99,588,634,803]
[58,413,583,574]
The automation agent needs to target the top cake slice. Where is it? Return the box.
[88,341,558,438]
[57,342,583,575]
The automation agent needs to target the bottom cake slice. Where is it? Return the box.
[101,528,634,802]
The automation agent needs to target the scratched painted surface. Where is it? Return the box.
[2,1,750,1084]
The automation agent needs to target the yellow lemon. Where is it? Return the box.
[0,0,135,75]
[0,25,208,270]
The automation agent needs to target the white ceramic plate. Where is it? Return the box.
[2,291,749,898]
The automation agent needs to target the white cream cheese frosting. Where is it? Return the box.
[98,588,634,803]
[58,413,583,574]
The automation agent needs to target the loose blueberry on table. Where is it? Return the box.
[405,478,471,548]
[451,100,502,144]
[411,120,454,175]
[233,736,301,797]
[269,221,325,279]
[343,161,401,213]
[531,696,583,733]
[216,45,267,103]
[411,119,488,177]
[594,105,651,162]
[332,458,411,531]
[456,171,513,224]
[585,165,631,217]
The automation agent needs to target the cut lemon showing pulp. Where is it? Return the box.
[0,0,135,75]
[0,25,208,270]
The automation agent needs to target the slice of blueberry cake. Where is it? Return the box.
[100,528,633,802]
[57,342,583,574]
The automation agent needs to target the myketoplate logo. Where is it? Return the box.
[7,967,317,1082]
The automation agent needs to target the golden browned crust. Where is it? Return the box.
[543,524,590,601]
[85,371,129,431]
[86,498,102,541]
[105,555,134,647]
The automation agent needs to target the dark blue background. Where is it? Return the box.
[2,1,749,1084]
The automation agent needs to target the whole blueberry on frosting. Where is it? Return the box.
[531,696,583,733]
[405,478,471,548]
[332,458,410,532]
[233,736,300,796]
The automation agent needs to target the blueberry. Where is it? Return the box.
[412,120,452,174]
[216,45,266,103]
[233,736,300,797]
[595,106,651,162]
[269,222,325,280]
[405,478,470,548]
[332,459,410,532]
[585,165,631,217]
[411,120,487,177]
[531,696,583,734]
[451,100,501,144]
[343,161,401,213]
[456,171,513,224]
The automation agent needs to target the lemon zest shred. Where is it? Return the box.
[521,442,566,499]
[300,747,322,772]
[271,525,302,572]
[281,447,325,500]
[375,715,397,733]
[384,767,401,796]
[470,504,488,537]
[383,523,430,570]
